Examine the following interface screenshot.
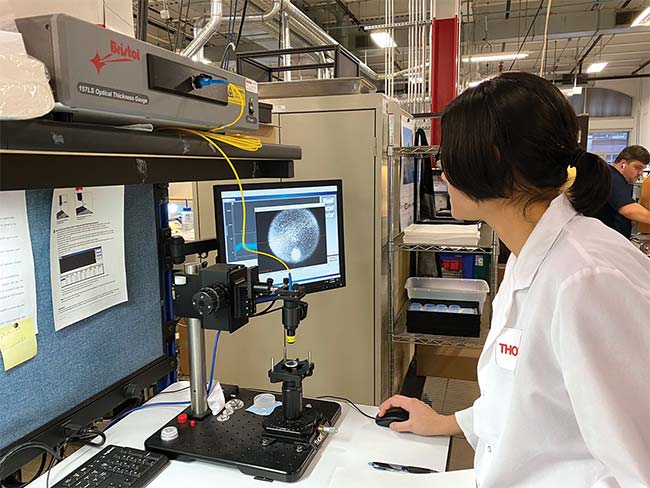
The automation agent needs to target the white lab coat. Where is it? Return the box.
[455,193,650,487]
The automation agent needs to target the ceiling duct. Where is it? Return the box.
[181,0,223,57]
[180,0,377,79]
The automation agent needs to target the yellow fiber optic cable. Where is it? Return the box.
[172,127,292,281]
[209,84,246,133]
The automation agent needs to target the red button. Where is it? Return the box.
[177,413,188,424]
[190,420,197,428]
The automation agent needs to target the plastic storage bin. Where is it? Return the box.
[404,278,490,337]
[405,277,489,312]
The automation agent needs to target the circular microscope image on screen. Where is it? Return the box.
[269,209,319,263]
[255,207,328,273]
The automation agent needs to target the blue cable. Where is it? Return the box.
[195,75,229,88]
[104,331,221,431]
[103,402,189,431]
[207,330,221,395]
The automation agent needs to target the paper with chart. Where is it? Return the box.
[50,186,128,331]
[0,191,38,336]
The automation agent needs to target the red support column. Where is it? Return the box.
[430,16,459,144]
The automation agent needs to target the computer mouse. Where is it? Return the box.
[375,407,409,428]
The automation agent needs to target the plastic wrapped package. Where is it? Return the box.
[0,0,55,120]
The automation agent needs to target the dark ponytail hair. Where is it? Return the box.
[440,72,611,216]
[568,150,611,215]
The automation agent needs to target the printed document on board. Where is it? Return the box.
[0,191,38,333]
[50,186,128,331]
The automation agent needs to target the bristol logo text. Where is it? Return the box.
[90,40,141,74]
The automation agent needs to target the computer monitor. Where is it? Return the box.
[213,180,345,294]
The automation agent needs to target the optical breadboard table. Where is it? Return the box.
[26,382,474,488]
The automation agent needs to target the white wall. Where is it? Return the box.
[638,78,650,149]
[590,78,649,149]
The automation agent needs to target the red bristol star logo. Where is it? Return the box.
[90,40,141,74]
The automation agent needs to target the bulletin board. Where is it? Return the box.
[0,185,164,449]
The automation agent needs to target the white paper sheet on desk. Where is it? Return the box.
[0,190,38,333]
[50,186,128,330]
[328,466,476,488]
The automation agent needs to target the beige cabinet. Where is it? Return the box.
[194,93,411,405]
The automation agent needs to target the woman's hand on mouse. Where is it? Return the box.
[378,395,463,436]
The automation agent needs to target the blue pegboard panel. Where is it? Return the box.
[0,185,164,449]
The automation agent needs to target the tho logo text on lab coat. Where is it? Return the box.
[499,343,519,356]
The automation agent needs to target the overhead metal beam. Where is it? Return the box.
[332,0,364,28]
[463,9,649,44]
[569,34,603,74]
[632,58,650,74]
[137,0,149,41]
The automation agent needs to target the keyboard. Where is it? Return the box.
[52,445,169,488]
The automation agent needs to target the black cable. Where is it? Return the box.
[65,428,106,448]
[234,0,249,50]
[226,0,240,69]
[316,396,376,420]
[508,0,545,71]
[43,425,106,488]
[21,453,48,487]
[251,300,277,316]
[165,18,174,49]
[2,453,48,488]
[173,0,184,51]
[45,454,57,488]
[180,0,192,51]
[157,385,190,395]
[0,443,62,481]
[251,305,283,317]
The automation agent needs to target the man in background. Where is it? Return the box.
[594,145,650,239]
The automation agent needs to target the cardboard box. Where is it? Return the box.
[9,0,134,37]
[639,176,650,234]
[416,345,480,381]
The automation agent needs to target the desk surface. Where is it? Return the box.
[28,382,475,487]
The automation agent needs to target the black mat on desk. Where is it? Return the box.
[144,388,341,482]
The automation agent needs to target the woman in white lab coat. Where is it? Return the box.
[379,72,650,487]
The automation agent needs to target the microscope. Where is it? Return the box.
[145,235,340,482]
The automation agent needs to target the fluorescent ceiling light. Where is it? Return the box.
[370,32,397,48]
[631,6,650,26]
[462,53,529,63]
[560,86,583,97]
[586,62,608,73]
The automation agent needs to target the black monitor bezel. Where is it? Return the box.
[213,179,346,295]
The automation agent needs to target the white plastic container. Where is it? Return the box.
[405,277,489,313]
[254,393,276,409]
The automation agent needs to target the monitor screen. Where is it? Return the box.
[213,180,345,294]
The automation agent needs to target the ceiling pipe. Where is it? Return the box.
[181,0,223,58]
[223,0,283,23]
[280,0,378,79]
[136,0,149,41]
[180,0,378,79]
